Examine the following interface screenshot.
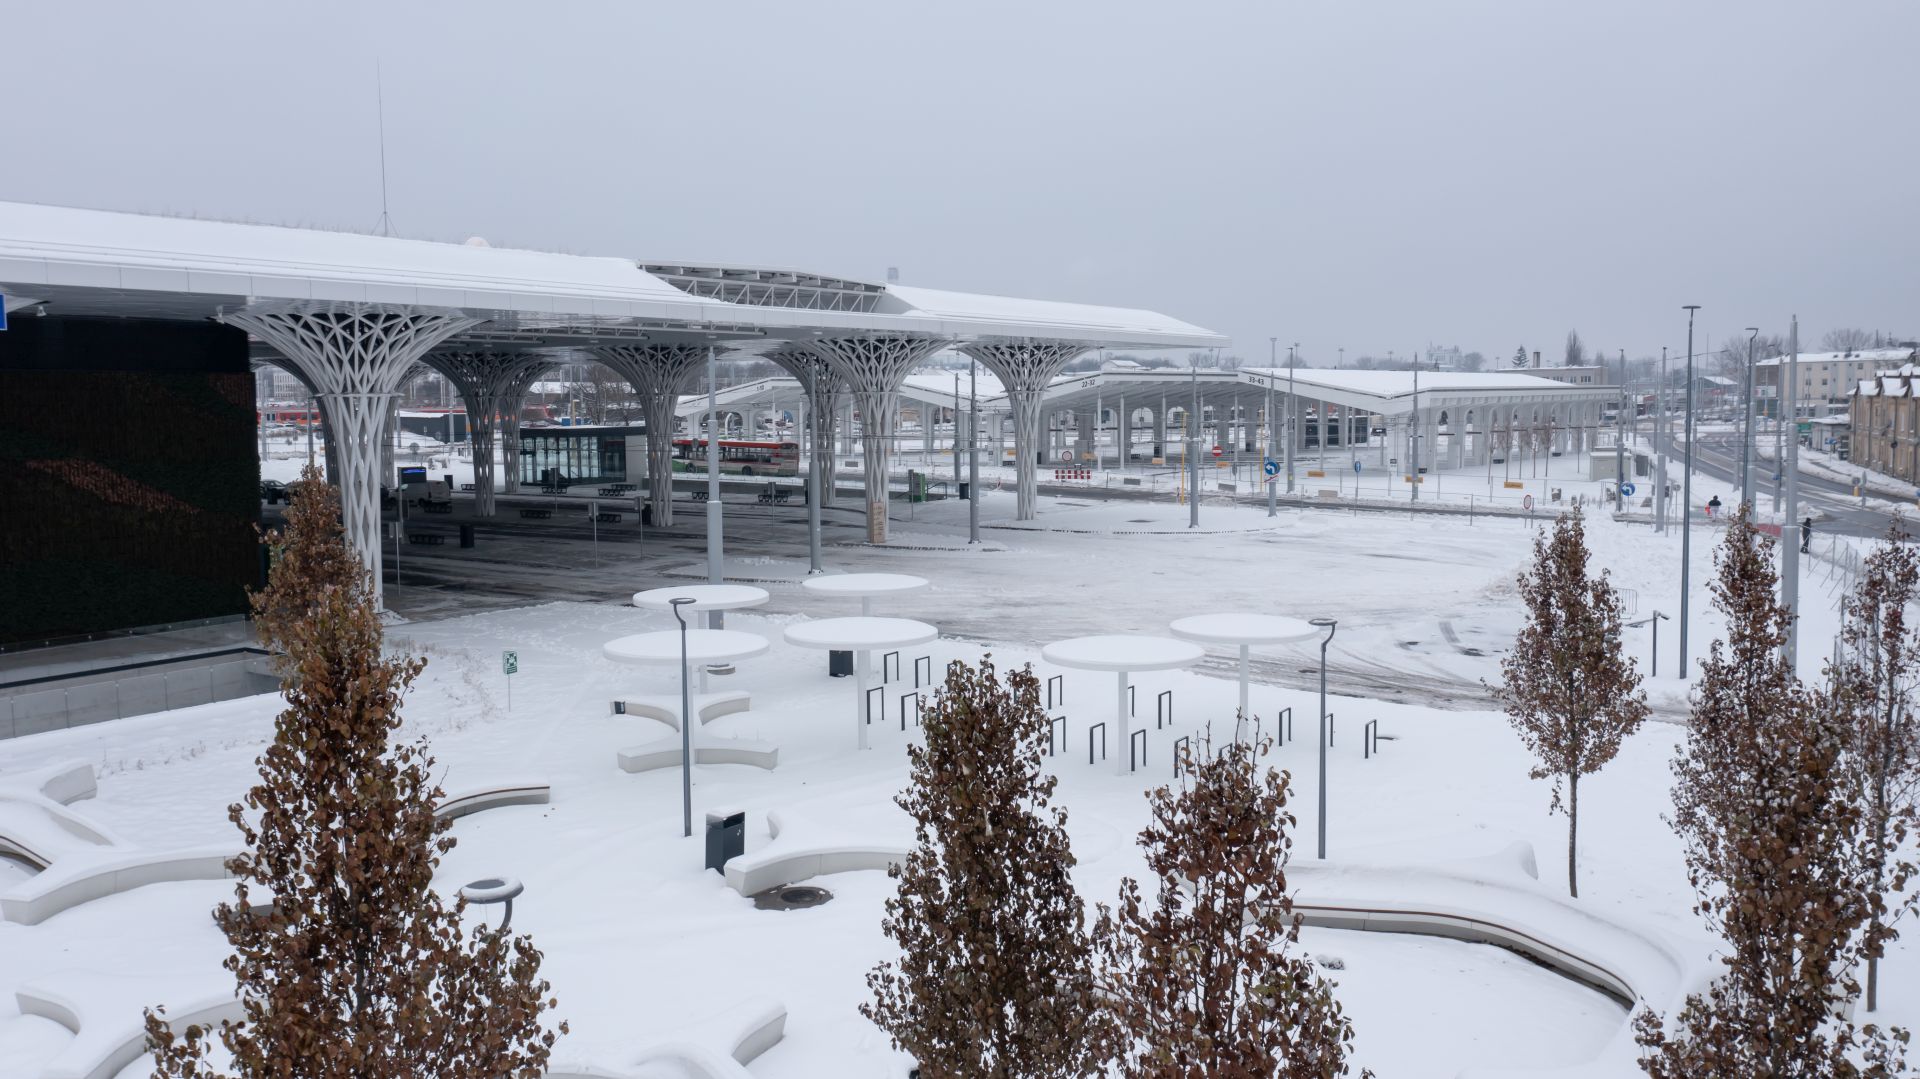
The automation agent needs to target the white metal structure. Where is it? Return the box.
[0,200,1222,601]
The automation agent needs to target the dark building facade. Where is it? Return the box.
[0,316,259,645]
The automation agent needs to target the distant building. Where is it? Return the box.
[1757,347,1916,417]
[1532,365,1609,386]
[1850,364,1920,484]
[1425,345,1464,371]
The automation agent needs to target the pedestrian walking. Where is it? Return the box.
[1706,495,1722,519]
[1801,515,1813,553]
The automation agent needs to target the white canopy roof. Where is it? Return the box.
[0,200,1226,352]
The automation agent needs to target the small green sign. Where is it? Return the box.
[502,650,519,676]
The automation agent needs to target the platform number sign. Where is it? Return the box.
[502,650,518,711]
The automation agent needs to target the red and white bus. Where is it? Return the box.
[672,438,800,477]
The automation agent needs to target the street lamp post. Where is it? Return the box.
[671,596,696,837]
[968,359,980,545]
[1311,616,1337,860]
[1267,337,1279,517]
[1741,327,1759,510]
[1679,305,1700,679]
[1188,366,1201,529]
[1286,344,1299,494]
[705,347,723,585]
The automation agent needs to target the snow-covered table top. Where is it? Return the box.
[603,629,770,665]
[631,584,770,611]
[799,574,930,600]
[1168,613,1322,647]
[1041,634,1205,672]
[783,617,938,651]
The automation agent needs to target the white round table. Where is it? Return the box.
[1169,614,1321,742]
[604,629,770,746]
[633,585,771,688]
[799,573,930,616]
[1041,635,1205,776]
[785,617,938,750]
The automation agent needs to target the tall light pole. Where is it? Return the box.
[1741,327,1759,510]
[671,596,696,838]
[1267,337,1278,517]
[1655,345,1669,534]
[1679,306,1700,679]
[1286,343,1298,494]
[1781,315,1802,667]
[705,346,723,585]
[1311,617,1337,860]
[967,358,980,544]
[1188,365,1201,529]
[1409,356,1421,502]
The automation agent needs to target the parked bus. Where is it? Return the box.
[672,438,800,476]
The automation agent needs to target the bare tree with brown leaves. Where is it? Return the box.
[1097,731,1369,1078]
[1489,510,1649,898]
[1834,521,1920,1012]
[145,467,564,1079]
[1635,510,1910,1078]
[863,657,1107,1079]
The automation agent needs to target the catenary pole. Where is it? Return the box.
[1679,306,1700,678]
[1285,344,1298,494]
[1741,327,1759,510]
[805,377,823,574]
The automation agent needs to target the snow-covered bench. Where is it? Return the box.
[1282,842,1707,1078]
[433,780,551,821]
[722,809,908,896]
[617,738,778,773]
[544,996,786,1079]
[18,977,241,1079]
[612,690,750,728]
[1,845,235,926]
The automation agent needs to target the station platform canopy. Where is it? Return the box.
[1032,366,1613,418]
[0,200,1225,352]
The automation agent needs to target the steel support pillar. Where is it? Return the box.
[963,340,1088,520]
[595,345,708,529]
[810,335,948,543]
[224,305,481,605]
[422,350,551,517]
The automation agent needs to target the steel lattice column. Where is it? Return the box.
[807,335,948,543]
[961,341,1088,520]
[224,306,482,605]
[765,347,842,508]
[422,350,551,516]
[594,345,708,529]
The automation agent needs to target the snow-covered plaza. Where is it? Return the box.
[1,486,1898,1078]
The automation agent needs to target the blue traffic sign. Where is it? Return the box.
[1353,460,1363,472]
[1263,459,1279,476]
[1619,482,1636,497]
[0,295,8,332]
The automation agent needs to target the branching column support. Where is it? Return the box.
[960,340,1088,520]
[806,335,948,544]
[422,350,552,517]
[223,306,482,605]
[765,347,843,508]
[594,345,708,529]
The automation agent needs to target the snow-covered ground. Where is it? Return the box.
[2,461,1904,1078]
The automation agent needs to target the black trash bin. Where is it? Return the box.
[958,481,970,500]
[641,503,654,527]
[458,523,475,548]
[829,650,854,678]
[705,809,745,873]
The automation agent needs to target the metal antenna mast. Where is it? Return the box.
[374,61,394,237]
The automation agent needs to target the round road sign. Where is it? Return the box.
[1353,460,1363,472]
[1263,459,1279,476]
[1620,482,1637,497]
[1523,493,1535,510]
[1211,445,1223,458]
[1059,449,1073,462]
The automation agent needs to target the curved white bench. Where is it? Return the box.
[434,781,551,822]
[19,980,242,1079]
[545,996,786,1079]
[1279,850,1708,1078]
[612,690,750,729]
[617,738,778,773]
[1,845,235,926]
[722,810,908,897]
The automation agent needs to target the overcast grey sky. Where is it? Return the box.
[5,1,1914,363]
